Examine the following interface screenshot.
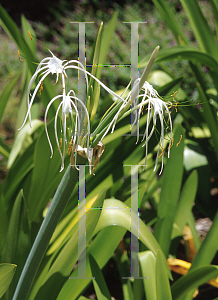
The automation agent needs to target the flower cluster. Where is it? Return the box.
[19,50,125,173]
[20,48,173,174]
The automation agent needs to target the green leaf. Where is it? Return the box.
[12,157,87,300]
[3,142,34,207]
[33,189,106,300]
[0,192,8,255]
[0,73,21,125]
[113,251,133,300]
[140,47,218,70]
[139,251,157,300]
[57,196,168,300]
[27,119,62,222]
[1,190,30,300]
[171,265,218,300]
[184,140,208,171]
[93,199,162,258]
[0,264,17,298]
[0,138,10,158]
[154,125,184,256]
[21,15,37,55]
[156,250,172,300]
[89,254,111,300]
[7,120,43,169]
[191,212,218,269]
[151,0,188,44]
[171,170,198,239]
[57,226,127,300]
[180,0,218,56]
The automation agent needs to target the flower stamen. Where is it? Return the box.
[171,91,177,102]
[28,30,32,40]
[39,81,43,95]
[18,50,23,62]
[158,146,165,158]
[168,138,174,149]
[57,138,62,150]
[176,135,182,147]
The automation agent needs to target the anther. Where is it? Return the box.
[67,139,73,155]
[158,146,165,158]
[28,30,32,40]
[18,50,23,62]
[176,135,182,147]
[171,91,177,102]
[57,138,62,150]
[168,139,174,149]
[39,81,43,95]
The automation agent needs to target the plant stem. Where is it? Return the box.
[12,156,87,300]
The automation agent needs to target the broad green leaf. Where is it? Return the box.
[171,170,198,239]
[95,11,118,81]
[114,251,133,300]
[190,62,218,161]
[190,212,218,270]
[93,199,162,258]
[154,125,184,256]
[47,194,100,255]
[12,158,87,300]
[27,119,62,222]
[156,250,172,300]
[151,0,188,44]
[57,226,127,300]
[140,47,218,70]
[184,141,208,171]
[0,264,16,298]
[7,120,43,169]
[139,251,157,300]
[87,22,103,118]
[90,81,100,120]
[0,73,20,124]
[180,0,217,56]
[57,197,169,300]
[182,212,218,299]
[21,15,37,55]
[89,254,111,300]
[3,142,34,207]
[1,190,30,300]
[33,189,106,300]
[171,265,218,300]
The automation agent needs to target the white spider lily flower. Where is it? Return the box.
[102,80,172,174]
[44,90,91,172]
[139,96,173,174]
[142,81,159,98]
[100,80,159,140]
[19,50,88,130]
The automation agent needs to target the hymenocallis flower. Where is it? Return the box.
[19,50,88,130]
[138,82,173,174]
[44,87,91,172]
[99,79,173,174]
[19,49,126,173]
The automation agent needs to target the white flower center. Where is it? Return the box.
[48,56,65,75]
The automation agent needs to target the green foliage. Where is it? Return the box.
[1,1,218,299]
[0,264,17,299]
